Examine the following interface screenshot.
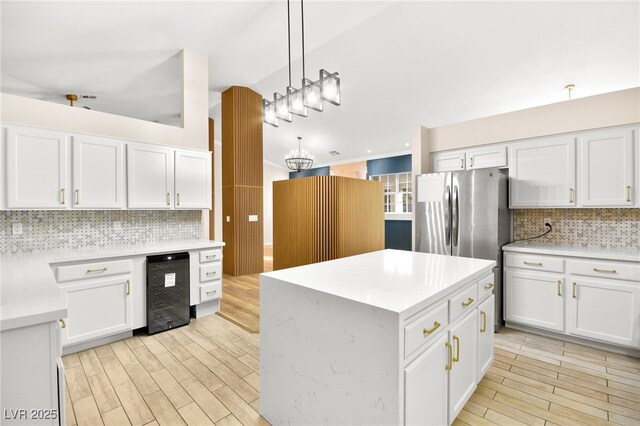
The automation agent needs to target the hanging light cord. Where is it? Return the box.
[301,0,306,80]
[287,0,292,87]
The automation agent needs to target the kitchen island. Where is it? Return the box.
[260,249,496,426]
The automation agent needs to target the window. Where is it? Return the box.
[370,172,412,214]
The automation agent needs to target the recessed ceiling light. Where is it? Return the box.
[367,150,371,153]
[405,143,410,147]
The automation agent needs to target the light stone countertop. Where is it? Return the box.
[1,239,224,331]
[502,242,640,262]
[262,249,496,314]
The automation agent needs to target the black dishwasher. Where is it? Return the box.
[146,252,190,335]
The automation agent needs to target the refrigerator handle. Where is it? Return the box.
[452,186,459,247]
[444,185,451,247]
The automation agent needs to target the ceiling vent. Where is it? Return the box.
[328,150,340,156]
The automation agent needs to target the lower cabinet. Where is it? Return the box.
[477,295,495,380]
[448,310,478,421]
[404,334,448,426]
[505,270,565,332]
[568,278,639,348]
[59,277,132,347]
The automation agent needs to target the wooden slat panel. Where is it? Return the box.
[273,176,384,270]
[208,118,216,240]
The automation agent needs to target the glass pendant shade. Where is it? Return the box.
[262,99,279,127]
[287,86,308,117]
[274,92,293,122]
[302,78,323,111]
[320,69,341,106]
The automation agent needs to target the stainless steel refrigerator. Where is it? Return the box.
[415,168,511,330]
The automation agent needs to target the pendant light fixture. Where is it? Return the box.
[263,0,341,127]
[285,137,314,172]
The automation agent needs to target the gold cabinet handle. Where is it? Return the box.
[593,268,616,274]
[460,158,464,169]
[524,261,542,267]
[75,189,79,205]
[627,186,632,203]
[572,282,577,299]
[206,255,216,259]
[480,311,487,333]
[569,188,574,203]
[86,267,107,273]
[206,271,217,276]
[423,321,441,336]
[59,319,66,329]
[126,280,131,296]
[453,335,460,362]
[206,290,217,295]
[470,157,474,168]
[484,283,494,290]
[60,188,65,204]
[166,192,170,206]
[445,341,453,371]
[557,280,562,296]
[177,193,180,206]
[462,297,474,308]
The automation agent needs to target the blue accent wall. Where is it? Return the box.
[289,166,330,179]
[385,220,412,251]
[367,154,412,177]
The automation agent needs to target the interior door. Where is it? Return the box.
[174,149,211,209]
[415,173,452,255]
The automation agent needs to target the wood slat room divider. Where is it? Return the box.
[273,176,385,270]
[221,86,264,276]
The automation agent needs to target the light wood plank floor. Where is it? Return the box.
[64,313,640,426]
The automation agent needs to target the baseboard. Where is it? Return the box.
[505,322,640,357]
[62,330,133,355]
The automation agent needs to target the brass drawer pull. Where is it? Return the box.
[206,255,216,259]
[423,321,441,336]
[59,319,66,329]
[177,193,181,206]
[480,311,487,333]
[460,158,464,169]
[557,280,562,296]
[572,282,577,299]
[453,335,460,362]
[524,261,542,267]
[593,268,616,274]
[60,188,65,204]
[206,271,217,276]
[484,283,494,290]
[87,267,107,273]
[166,192,170,206]
[445,341,453,371]
[206,290,217,295]
[126,280,131,295]
[75,189,80,205]
[569,188,574,203]
[627,186,632,203]
[462,297,474,308]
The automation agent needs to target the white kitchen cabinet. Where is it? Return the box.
[568,278,639,348]
[6,125,70,208]
[175,149,211,209]
[432,151,465,172]
[404,334,448,426]
[509,135,576,208]
[59,277,132,347]
[448,310,478,422]
[578,127,634,206]
[466,146,507,170]
[127,143,174,209]
[477,295,494,380]
[635,127,640,207]
[72,135,125,209]
[505,270,565,332]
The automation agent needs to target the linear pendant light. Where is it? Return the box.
[262,0,340,127]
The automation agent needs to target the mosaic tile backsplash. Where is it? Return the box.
[1,210,203,254]
[513,208,639,249]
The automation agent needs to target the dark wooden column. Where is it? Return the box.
[221,86,264,276]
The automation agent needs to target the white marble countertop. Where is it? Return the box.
[261,249,495,314]
[1,239,224,331]
[502,242,640,262]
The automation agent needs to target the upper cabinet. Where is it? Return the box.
[578,127,634,207]
[73,135,125,209]
[174,149,211,209]
[509,136,576,208]
[432,151,466,172]
[6,126,70,209]
[127,143,175,209]
[432,146,507,172]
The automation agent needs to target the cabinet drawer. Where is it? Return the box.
[56,259,132,283]
[200,282,222,303]
[570,259,639,282]
[477,273,495,302]
[449,284,478,323]
[504,253,564,273]
[199,249,222,263]
[199,263,222,282]
[404,301,448,359]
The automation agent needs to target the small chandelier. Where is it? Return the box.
[285,137,314,172]
[263,0,340,127]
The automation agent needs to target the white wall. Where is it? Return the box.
[214,140,222,240]
[263,160,289,245]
